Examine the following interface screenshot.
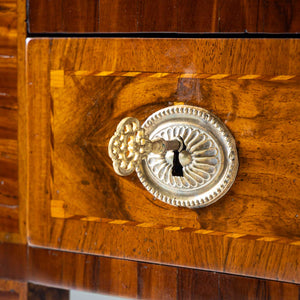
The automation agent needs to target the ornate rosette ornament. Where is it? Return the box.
[108,105,238,208]
[135,105,238,208]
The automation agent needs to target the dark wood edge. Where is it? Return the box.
[27,0,300,34]
[0,243,299,299]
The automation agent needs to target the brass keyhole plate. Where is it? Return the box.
[136,105,239,208]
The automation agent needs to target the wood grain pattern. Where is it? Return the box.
[261,0,300,33]
[28,0,300,33]
[0,279,27,300]
[0,243,27,280]
[49,43,299,238]
[99,0,139,32]
[0,68,17,108]
[178,0,261,33]
[26,38,300,283]
[0,0,17,49]
[0,276,69,300]
[0,0,19,243]
[0,243,299,299]
[28,0,100,33]
[218,0,260,32]
[28,246,300,299]
[28,284,69,300]
[138,0,177,32]
[178,0,218,33]
[28,247,139,298]
[17,0,28,244]
[219,274,300,300]
[49,73,300,237]
[138,264,178,299]
[47,39,300,75]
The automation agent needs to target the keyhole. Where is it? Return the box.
[172,150,183,177]
[171,138,186,177]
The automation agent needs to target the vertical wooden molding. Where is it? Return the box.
[26,39,53,246]
[18,0,28,243]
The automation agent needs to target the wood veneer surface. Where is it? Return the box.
[0,0,20,242]
[0,278,69,300]
[0,278,27,300]
[28,0,300,33]
[0,243,299,299]
[26,38,300,282]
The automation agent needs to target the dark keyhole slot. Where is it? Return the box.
[171,138,186,177]
[172,150,183,177]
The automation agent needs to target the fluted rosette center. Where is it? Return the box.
[147,126,221,189]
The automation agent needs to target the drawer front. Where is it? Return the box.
[28,0,300,33]
[26,38,300,282]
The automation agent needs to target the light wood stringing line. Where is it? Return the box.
[50,70,299,83]
[50,200,300,246]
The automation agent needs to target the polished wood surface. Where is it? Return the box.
[0,279,27,300]
[28,0,300,33]
[45,39,299,75]
[0,0,21,243]
[99,0,140,32]
[25,38,300,282]
[0,278,69,300]
[0,243,26,280]
[1,243,299,300]
[28,284,69,300]
[48,75,300,237]
[16,0,27,244]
